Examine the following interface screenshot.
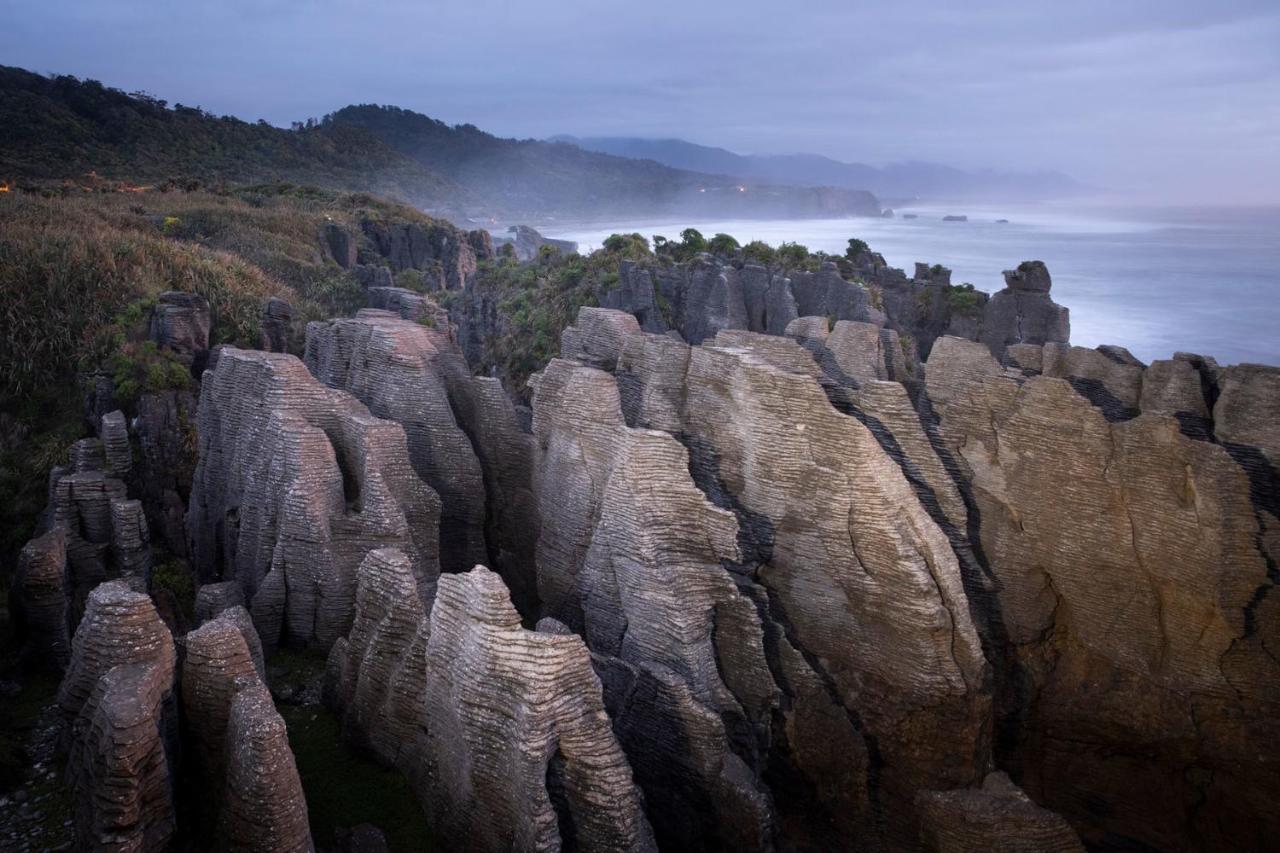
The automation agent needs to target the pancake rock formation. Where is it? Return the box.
[187,346,440,651]
[326,550,655,852]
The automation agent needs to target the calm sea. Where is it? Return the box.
[543,204,1280,367]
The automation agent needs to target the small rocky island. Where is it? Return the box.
[2,203,1277,853]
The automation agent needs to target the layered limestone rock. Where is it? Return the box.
[150,291,211,368]
[530,358,788,849]
[134,388,199,557]
[359,218,483,290]
[184,613,310,851]
[323,222,358,269]
[979,262,1069,357]
[530,311,990,846]
[100,409,132,479]
[59,580,177,852]
[607,318,991,837]
[220,682,314,852]
[13,528,71,672]
[305,311,486,573]
[916,773,1085,853]
[924,339,1280,851]
[326,552,655,852]
[494,224,579,262]
[442,374,541,616]
[261,296,295,353]
[46,469,155,623]
[559,306,643,371]
[187,347,440,651]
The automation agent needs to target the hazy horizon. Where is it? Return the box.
[3,0,1278,205]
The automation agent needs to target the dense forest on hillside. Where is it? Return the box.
[0,67,881,222]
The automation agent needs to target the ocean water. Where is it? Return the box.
[542,204,1280,367]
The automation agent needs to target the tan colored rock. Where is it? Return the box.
[327,553,656,852]
[187,347,440,651]
[559,306,643,371]
[305,310,486,573]
[916,772,1085,853]
[925,352,1280,850]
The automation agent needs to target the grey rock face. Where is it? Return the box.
[980,264,1070,356]
[134,389,198,557]
[359,219,479,290]
[187,347,440,651]
[536,310,990,847]
[185,611,310,851]
[305,311,487,574]
[13,529,71,672]
[326,552,655,852]
[99,410,131,480]
[559,306,643,370]
[323,223,358,269]
[150,291,211,368]
[355,264,395,291]
[261,297,295,353]
[59,581,177,852]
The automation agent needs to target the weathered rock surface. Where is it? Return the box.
[305,311,487,573]
[323,223,358,269]
[100,409,132,480]
[261,296,295,353]
[979,262,1070,357]
[359,219,480,290]
[531,310,991,847]
[916,772,1085,853]
[13,528,71,672]
[327,552,655,852]
[58,581,177,852]
[187,347,440,651]
[924,340,1280,851]
[134,388,199,557]
[184,611,309,851]
[494,224,579,262]
[150,291,211,368]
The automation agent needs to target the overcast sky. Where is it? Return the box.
[4,0,1278,202]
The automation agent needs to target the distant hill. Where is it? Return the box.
[553,135,1088,202]
[0,67,881,222]
[322,105,880,221]
[0,65,462,212]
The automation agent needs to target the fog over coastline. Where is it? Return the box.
[3,0,1278,205]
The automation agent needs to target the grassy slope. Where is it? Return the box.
[0,183,459,565]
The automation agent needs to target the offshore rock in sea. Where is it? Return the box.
[923,336,1280,850]
[186,347,440,652]
[305,310,487,573]
[326,551,656,852]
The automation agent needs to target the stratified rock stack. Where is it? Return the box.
[979,262,1070,357]
[187,347,440,651]
[530,358,787,849]
[261,297,295,353]
[359,219,483,291]
[58,581,178,852]
[150,291,211,368]
[185,612,311,851]
[924,337,1280,850]
[13,529,71,672]
[305,311,487,573]
[534,308,992,847]
[326,551,656,852]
